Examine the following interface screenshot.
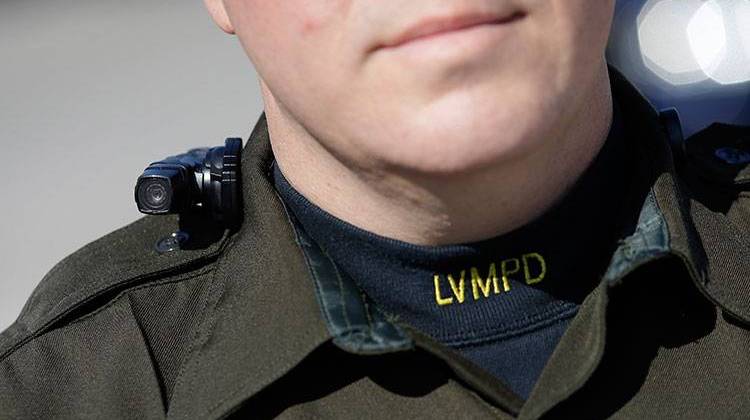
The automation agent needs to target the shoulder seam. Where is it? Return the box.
[0,245,227,362]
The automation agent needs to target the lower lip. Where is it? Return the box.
[375,18,524,60]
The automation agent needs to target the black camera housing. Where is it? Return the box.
[135,138,242,227]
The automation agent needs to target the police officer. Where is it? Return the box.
[2,1,750,419]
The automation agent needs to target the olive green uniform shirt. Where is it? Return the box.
[1,70,749,419]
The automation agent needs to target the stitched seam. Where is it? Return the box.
[195,210,331,417]
[361,291,376,333]
[523,286,609,420]
[170,234,237,419]
[23,217,161,321]
[650,187,672,251]
[457,379,510,417]
[2,267,214,363]
[50,268,213,329]
[272,186,342,336]
[125,294,170,413]
[11,238,229,361]
[291,227,338,333]
[432,301,578,344]
[326,250,353,332]
[446,305,579,348]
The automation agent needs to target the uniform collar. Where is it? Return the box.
[168,68,749,418]
[168,114,333,419]
[602,68,750,327]
[521,68,750,418]
[520,68,687,417]
[168,113,526,417]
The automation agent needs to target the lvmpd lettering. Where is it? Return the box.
[433,253,546,307]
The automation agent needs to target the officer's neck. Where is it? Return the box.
[262,66,614,246]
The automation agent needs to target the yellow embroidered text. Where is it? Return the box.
[433,253,547,307]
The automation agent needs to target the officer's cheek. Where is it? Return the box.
[228,0,349,38]
[296,1,351,36]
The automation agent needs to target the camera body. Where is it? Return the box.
[135,138,242,227]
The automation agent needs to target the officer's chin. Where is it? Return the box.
[378,120,543,178]
[370,135,540,179]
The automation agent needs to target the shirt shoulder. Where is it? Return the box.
[0,213,231,360]
[681,122,750,230]
[684,123,750,187]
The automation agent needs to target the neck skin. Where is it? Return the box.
[263,60,614,246]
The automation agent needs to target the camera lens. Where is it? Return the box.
[137,179,172,212]
[146,184,167,207]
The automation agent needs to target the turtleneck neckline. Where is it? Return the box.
[271,102,631,398]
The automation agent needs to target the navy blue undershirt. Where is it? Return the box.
[272,107,629,399]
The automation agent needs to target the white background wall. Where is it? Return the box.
[0,0,263,330]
